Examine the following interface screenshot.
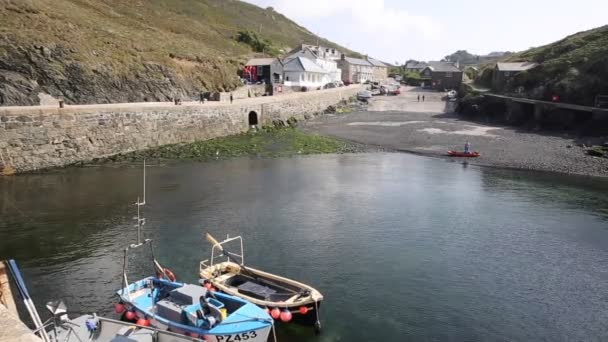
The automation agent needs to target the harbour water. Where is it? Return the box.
[2,153,608,341]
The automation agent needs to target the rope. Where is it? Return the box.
[271,321,278,342]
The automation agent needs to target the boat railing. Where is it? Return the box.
[200,235,244,271]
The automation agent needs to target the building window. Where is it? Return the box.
[286,76,290,81]
[504,71,511,77]
[257,66,263,75]
[446,72,453,78]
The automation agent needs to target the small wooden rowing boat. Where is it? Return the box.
[200,234,324,333]
[447,150,480,157]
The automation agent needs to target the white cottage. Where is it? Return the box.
[283,56,329,89]
[285,47,341,83]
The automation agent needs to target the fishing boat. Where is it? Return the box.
[114,162,275,342]
[5,259,200,342]
[199,234,324,333]
[447,150,480,157]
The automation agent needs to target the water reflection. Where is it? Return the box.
[2,154,608,341]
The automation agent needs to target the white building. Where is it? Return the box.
[285,47,341,83]
[283,56,329,89]
[301,44,342,60]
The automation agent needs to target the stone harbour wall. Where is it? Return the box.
[0,86,361,172]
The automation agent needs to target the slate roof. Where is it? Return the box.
[283,57,327,73]
[405,61,428,69]
[426,61,461,72]
[496,62,538,72]
[344,57,372,66]
[367,58,387,67]
[245,58,276,66]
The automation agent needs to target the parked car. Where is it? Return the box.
[334,81,345,87]
[357,90,373,102]
[323,82,337,89]
[389,87,401,95]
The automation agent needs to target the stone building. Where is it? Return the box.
[420,62,463,90]
[367,57,388,81]
[492,62,538,91]
[404,61,428,73]
[337,55,373,84]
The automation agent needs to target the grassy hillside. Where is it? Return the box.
[0,0,357,105]
[477,25,608,105]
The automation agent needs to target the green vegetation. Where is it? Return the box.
[587,145,608,158]
[235,30,280,56]
[476,25,608,105]
[102,127,362,163]
[0,0,360,105]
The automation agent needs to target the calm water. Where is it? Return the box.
[2,153,608,341]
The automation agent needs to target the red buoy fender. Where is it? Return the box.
[164,268,177,282]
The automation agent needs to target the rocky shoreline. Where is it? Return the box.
[305,90,608,178]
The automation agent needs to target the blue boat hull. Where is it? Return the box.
[117,277,272,342]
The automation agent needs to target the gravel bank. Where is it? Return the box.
[304,88,608,177]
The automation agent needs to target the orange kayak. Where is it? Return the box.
[447,151,480,157]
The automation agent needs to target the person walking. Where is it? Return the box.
[230,93,234,104]
[422,94,425,102]
[417,94,420,102]
[199,92,205,104]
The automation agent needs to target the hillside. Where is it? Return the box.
[443,50,511,66]
[478,25,608,105]
[0,0,357,106]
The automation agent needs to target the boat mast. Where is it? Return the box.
[135,159,146,245]
[122,160,149,300]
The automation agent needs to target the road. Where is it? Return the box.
[305,86,608,177]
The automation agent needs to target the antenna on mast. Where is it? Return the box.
[133,160,147,246]
[141,159,146,205]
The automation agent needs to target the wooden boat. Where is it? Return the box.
[199,234,324,332]
[447,150,480,157]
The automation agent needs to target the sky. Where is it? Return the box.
[243,0,607,63]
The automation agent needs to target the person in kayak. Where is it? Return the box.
[464,141,471,154]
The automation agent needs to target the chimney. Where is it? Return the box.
[341,54,345,61]
[365,54,369,61]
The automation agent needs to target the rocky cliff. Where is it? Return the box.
[0,0,355,106]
